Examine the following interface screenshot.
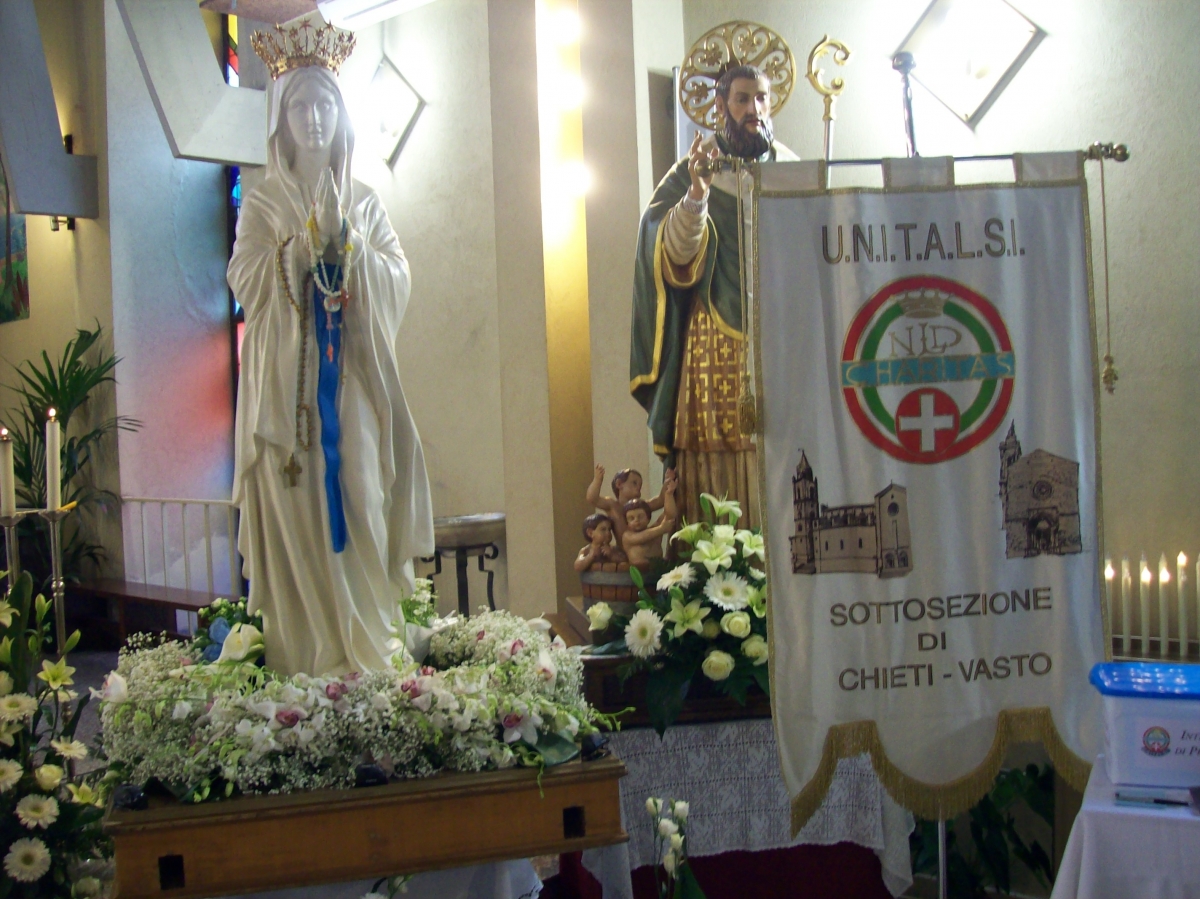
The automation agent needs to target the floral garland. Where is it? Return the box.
[98,582,610,803]
[587,493,769,734]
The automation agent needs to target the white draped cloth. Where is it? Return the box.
[228,66,434,676]
[582,720,914,898]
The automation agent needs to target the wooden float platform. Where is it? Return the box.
[105,755,626,897]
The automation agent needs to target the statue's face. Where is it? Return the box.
[284,77,339,153]
[716,76,771,133]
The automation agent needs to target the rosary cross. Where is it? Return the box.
[283,453,303,487]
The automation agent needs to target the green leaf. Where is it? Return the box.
[750,663,770,696]
[62,628,81,654]
[62,690,91,739]
[673,862,708,899]
[531,731,580,767]
[628,566,644,589]
[645,662,693,736]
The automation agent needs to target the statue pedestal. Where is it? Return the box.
[104,756,626,898]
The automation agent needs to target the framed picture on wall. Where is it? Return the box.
[1,167,30,325]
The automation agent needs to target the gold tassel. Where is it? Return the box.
[1101,354,1118,394]
[738,374,757,435]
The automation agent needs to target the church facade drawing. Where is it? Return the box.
[790,452,913,578]
[998,423,1082,558]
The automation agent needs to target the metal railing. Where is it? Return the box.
[122,496,242,598]
[1106,552,1198,661]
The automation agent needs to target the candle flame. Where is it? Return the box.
[47,408,57,421]
[1141,566,1153,585]
[1179,552,1189,567]
[0,426,8,439]
[1160,568,1171,584]
[1104,562,1114,580]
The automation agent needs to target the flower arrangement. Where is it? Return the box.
[590,494,768,734]
[191,597,264,664]
[0,572,110,896]
[99,581,613,803]
[646,796,704,899]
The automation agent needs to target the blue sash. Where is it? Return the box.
[313,262,347,553]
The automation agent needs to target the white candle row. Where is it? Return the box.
[0,411,62,518]
[1106,551,1197,660]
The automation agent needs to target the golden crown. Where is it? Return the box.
[899,289,949,319]
[251,22,356,81]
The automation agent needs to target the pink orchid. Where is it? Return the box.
[476,630,487,642]
[275,709,301,728]
[326,682,348,701]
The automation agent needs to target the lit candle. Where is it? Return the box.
[1178,552,1189,661]
[0,427,14,516]
[45,408,61,511]
[1139,554,1151,657]
[1104,559,1116,653]
[1159,553,1172,659]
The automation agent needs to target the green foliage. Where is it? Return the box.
[911,764,1056,898]
[2,325,140,592]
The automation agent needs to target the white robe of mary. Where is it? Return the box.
[228,66,434,677]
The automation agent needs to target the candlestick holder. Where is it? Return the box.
[38,507,73,652]
[1,509,38,595]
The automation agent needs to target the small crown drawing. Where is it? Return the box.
[899,289,947,319]
[251,21,356,80]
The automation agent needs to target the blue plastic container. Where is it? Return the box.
[1090,662,1200,787]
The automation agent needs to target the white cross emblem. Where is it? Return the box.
[898,392,955,452]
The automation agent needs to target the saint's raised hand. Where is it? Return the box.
[313,167,343,247]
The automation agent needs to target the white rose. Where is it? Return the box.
[586,602,613,632]
[35,764,63,791]
[720,611,752,638]
[646,797,663,816]
[741,634,769,666]
[669,833,684,852]
[701,650,735,682]
[662,851,677,875]
[658,817,679,837]
[672,800,689,820]
[701,619,721,640]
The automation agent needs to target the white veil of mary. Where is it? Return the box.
[229,61,434,677]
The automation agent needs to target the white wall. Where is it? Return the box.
[104,0,235,584]
[683,0,1200,559]
[336,0,512,612]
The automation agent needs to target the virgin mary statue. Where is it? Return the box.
[229,24,434,676]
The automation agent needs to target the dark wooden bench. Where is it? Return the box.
[73,578,221,644]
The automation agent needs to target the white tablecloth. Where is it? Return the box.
[582,719,914,898]
[232,861,542,899]
[1052,756,1200,899]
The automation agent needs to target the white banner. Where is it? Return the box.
[755,164,1105,822]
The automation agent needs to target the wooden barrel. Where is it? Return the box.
[579,562,642,605]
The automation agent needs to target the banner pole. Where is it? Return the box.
[891,52,918,157]
[937,819,948,899]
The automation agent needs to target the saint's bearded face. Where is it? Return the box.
[717,75,774,160]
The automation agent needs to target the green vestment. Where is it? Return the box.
[629,142,782,460]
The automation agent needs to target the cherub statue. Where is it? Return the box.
[620,496,677,567]
[586,464,677,541]
[574,512,628,572]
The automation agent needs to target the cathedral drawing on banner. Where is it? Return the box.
[998,423,1082,558]
[790,452,913,578]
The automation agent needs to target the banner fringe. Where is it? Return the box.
[790,707,1091,831]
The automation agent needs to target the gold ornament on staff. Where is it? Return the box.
[678,21,796,131]
[806,35,851,163]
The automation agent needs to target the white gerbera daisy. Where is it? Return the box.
[704,571,751,611]
[656,563,696,592]
[4,837,51,883]
[16,794,59,829]
[0,693,37,722]
[624,609,664,659]
[0,757,21,792]
[50,738,88,760]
